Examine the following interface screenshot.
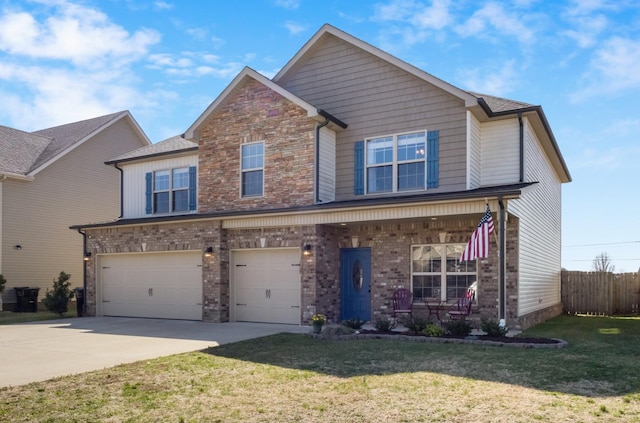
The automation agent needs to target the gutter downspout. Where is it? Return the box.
[498,196,506,326]
[77,228,87,316]
[315,117,330,204]
[518,112,524,183]
[114,163,124,218]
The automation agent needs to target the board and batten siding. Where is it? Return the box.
[318,126,336,203]
[467,111,482,189]
[121,154,198,219]
[480,119,520,186]
[1,118,147,302]
[508,117,562,316]
[276,34,468,201]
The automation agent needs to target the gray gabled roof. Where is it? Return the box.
[0,126,51,175]
[106,135,198,164]
[468,92,534,113]
[0,111,148,178]
[30,111,126,172]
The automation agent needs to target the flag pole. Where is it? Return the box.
[486,199,499,251]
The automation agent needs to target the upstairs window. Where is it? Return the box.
[241,142,264,197]
[145,166,196,214]
[366,131,426,193]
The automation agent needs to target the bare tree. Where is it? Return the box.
[592,252,615,273]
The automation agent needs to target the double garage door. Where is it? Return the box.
[100,252,203,321]
[99,249,301,324]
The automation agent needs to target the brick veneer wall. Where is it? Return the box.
[196,78,317,213]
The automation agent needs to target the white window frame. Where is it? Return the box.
[152,167,190,214]
[365,130,427,194]
[240,141,264,198]
[410,243,477,303]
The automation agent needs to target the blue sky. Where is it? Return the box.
[0,0,638,272]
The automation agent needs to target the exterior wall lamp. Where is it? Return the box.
[204,246,214,257]
[83,252,92,261]
[303,244,312,256]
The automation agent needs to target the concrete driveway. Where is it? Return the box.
[0,317,310,388]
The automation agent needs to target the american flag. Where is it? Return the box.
[460,205,495,262]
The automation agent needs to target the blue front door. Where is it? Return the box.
[340,248,371,321]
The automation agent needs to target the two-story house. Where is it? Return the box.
[72,25,571,330]
[1,111,150,310]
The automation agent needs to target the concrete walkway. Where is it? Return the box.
[0,317,310,388]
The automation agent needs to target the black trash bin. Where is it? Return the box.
[14,287,40,312]
[74,287,84,317]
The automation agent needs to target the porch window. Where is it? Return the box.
[366,131,426,193]
[241,142,264,197]
[411,244,477,302]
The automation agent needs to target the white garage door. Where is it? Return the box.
[232,249,300,324]
[100,252,202,320]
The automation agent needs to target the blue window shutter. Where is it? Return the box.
[354,140,365,195]
[145,172,153,214]
[427,130,439,188]
[188,166,197,211]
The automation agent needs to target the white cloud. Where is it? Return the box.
[0,1,160,67]
[153,1,173,11]
[284,21,307,35]
[572,37,640,101]
[146,51,245,79]
[455,2,536,45]
[456,60,519,96]
[561,14,608,48]
[186,27,208,41]
[274,0,300,10]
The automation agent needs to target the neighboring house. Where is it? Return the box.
[73,25,571,330]
[0,111,150,309]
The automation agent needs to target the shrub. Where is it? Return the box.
[404,316,431,334]
[422,323,446,337]
[342,318,366,330]
[444,319,473,336]
[43,271,74,316]
[0,274,6,294]
[373,317,394,332]
[481,319,509,337]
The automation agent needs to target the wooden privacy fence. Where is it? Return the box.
[561,271,640,315]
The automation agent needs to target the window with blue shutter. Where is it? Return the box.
[426,130,439,188]
[188,166,197,211]
[354,140,364,195]
[145,172,153,214]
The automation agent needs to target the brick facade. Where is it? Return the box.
[196,79,316,213]
[81,213,560,330]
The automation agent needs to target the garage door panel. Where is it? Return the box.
[233,249,300,324]
[100,252,202,321]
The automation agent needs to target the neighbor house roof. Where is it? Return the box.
[0,111,151,179]
[106,135,198,164]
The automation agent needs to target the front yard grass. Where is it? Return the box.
[1,314,639,422]
[0,309,78,325]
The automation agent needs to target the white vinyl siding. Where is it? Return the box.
[509,117,562,316]
[1,118,147,303]
[318,126,336,203]
[480,119,520,186]
[121,154,198,219]
[467,111,481,189]
[276,35,468,200]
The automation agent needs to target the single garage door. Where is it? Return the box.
[100,251,202,320]
[232,249,300,324]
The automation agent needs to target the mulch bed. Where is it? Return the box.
[316,329,567,348]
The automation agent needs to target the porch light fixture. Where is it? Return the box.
[14,244,22,250]
[83,252,92,261]
[351,236,359,248]
[439,232,448,244]
[303,244,312,256]
[204,247,214,257]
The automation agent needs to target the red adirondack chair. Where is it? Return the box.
[392,288,413,320]
[447,288,475,320]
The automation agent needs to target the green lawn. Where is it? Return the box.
[1,314,639,422]
[0,309,78,325]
